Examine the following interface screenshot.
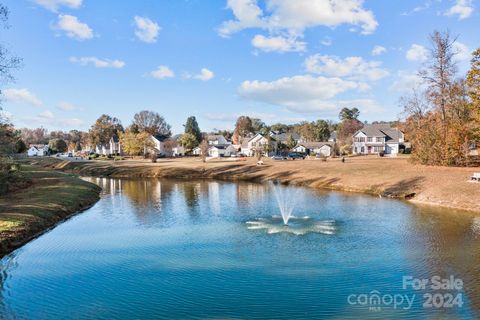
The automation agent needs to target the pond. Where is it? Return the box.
[1,178,479,319]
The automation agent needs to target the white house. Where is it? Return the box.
[241,133,277,156]
[27,144,49,157]
[192,147,201,156]
[149,135,173,157]
[293,142,332,157]
[95,136,122,156]
[352,124,404,156]
[208,144,237,157]
[172,145,185,157]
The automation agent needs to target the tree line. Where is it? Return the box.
[400,30,480,166]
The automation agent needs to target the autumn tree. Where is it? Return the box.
[19,127,48,145]
[467,48,480,140]
[179,133,198,154]
[119,130,153,156]
[132,110,171,138]
[402,31,478,166]
[233,116,253,144]
[89,114,123,146]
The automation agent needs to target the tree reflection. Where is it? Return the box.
[410,208,480,317]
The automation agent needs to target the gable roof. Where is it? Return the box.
[295,142,332,149]
[355,124,403,143]
[271,131,300,142]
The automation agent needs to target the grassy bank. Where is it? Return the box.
[28,156,480,214]
[0,164,101,257]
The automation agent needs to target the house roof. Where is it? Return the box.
[295,142,332,149]
[356,124,403,143]
[152,134,167,142]
[271,132,300,142]
[29,144,47,149]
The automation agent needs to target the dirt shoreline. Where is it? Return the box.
[28,156,480,214]
[0,165,101,258]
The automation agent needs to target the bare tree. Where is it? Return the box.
[419,30,458,122]
[199,139,209,163]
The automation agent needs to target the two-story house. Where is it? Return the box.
[352,124,404,156]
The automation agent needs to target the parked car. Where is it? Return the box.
[271,155,285,160]
[287,152,305,160]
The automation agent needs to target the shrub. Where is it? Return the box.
[0,158,30,195]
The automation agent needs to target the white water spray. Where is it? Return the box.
[271,181,299,225]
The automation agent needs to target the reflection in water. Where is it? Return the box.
[0,178,479,319]
[409,208,480,317]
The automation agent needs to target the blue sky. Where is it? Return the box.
[1,0,478,134]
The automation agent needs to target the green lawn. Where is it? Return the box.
[0,164,101,256]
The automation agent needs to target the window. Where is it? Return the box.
[367,137,372,142]
[376,137,383,143]
[361,147,364,153]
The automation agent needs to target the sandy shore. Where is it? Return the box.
[28,156,480,214]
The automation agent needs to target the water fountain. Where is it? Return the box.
[245,181,338,235]
[271,181,298,225]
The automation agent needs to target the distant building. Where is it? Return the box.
[207,134,229,146]
[27,144,49,157]
[241,133,277,156]
[208,144,237,157]
[352,124,404,156]
[328,131,337,143]
[150,135,172,157]
[293,142,332,157]
[95,136,122,156]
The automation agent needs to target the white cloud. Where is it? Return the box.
[390,71,423,93]
[57,101,80,111]
[239,74,364,109]
[150,65,175,79]
[69,56,125,68]
[219,0,378,37]
[406,44,428,62]
[279,98,382,114]
[445,0,474,20]
[134,16,160,43]
[39,110,55,120]
[453,41,471,61]
[304,54,389,81]
[24,113,85,129]
[33,0,82,12]
[251,34,306,53]
[205,111,276,122]
[54,14,93,40]
[194,68,215,81]
[2,88,42,106]
[320,36,332,46]
[371,45,387,56]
